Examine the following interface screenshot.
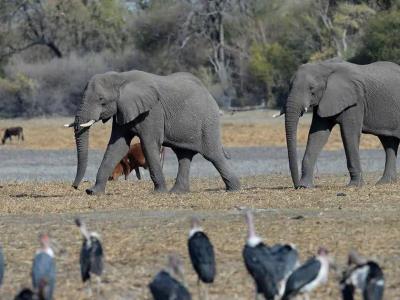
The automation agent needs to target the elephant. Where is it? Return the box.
[65,70,240,195]
[284,60,400,188]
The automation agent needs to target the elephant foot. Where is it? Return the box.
[170,184,190,194]
[225,177,241,192]
[376,176,397,185]
[154,185,168,193]
[347,178,364,187]
[296,179,314,189]
[86,185,105,195]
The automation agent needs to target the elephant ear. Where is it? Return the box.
[116,80,160,125]
[317,72,359,118]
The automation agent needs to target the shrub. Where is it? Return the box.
[0,51,144,117]
[352,10,400,64]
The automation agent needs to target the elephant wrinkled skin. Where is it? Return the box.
[70,70,240,195]
[285,60,400,188]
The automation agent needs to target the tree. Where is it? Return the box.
[0,0,129,62]
[353,9,400,63]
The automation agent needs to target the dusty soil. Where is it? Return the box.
[0,110,382,150]
[0,175,399,299]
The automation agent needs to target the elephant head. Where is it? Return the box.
[66,71,160,189]
[285,62,361,187]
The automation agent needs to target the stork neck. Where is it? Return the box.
[189,226,203,238]
[37,247,54,258]
[246,234,262,247]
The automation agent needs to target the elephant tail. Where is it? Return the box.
[223,147,231,159]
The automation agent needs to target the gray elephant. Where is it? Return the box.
[66,70,240,195]
[285,60,400,188]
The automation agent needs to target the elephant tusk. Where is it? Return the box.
[64,122,75,128]
[80,120,96,128]
[272,112,284,118]
[304,107,308,113]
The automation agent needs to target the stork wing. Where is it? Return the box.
[364,262,384,300]
[90,239,104,276]
[188,232,216,283]
[283,257,321,298]
[270,244,299,280]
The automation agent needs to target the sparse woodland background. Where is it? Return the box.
[0,0,399,117]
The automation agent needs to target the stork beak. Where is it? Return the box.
[79,120,96,128]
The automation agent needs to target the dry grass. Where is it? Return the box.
[0,111,382,150]
[0,175,399,299]
[0,111,395,299]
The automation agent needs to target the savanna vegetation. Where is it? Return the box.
[0,0,399,117]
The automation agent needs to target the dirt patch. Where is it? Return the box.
[0,111,382,150]
[0,175,399,299]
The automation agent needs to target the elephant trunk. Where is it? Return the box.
[73,127,90,188]
[285,103,302,188]
[72,111,91,189]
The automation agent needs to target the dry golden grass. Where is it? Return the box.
[0,111,395,299]
[0,175,399,299]
[0,111,382,150]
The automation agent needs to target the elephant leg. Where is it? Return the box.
[141,141,167,192]
[87,129,132,195]
[299,116,335,188]
[203,150,240,191]
[339,121,364,187]
[170,148,195,193]
[377,135,399,184]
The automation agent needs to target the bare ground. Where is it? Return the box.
[0,175,399,299]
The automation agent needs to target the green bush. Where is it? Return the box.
[353,10,400,63]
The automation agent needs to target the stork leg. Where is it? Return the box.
[253,283,262,300]
[197,278,202,300]
[95,275,102,295]
[85,280,93,297]
[278,280,286,297]
[203,283,209,300]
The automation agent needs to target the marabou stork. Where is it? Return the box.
[31,233,56,300]
[149,254,192,300]
[188,216,216,300]
[0,245,4,288]
[75,217,104,296]
[242,210,299,300]
[340,251,384,300]
[282,247,330,300]
[14,288,35,300]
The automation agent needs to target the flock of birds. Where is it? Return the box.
[0,211,384,300]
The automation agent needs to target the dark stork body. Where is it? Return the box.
[282,248,330,300]
[149,255,191,300]
[31,234,56,300]
[340,251,384,300]
[242,211,299,300]
[243,240,279,300]
[14,288,35,300]
[188,217,216,300]
[269,243,299,295]
[0,245,4,287]
[75,218,104,295]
